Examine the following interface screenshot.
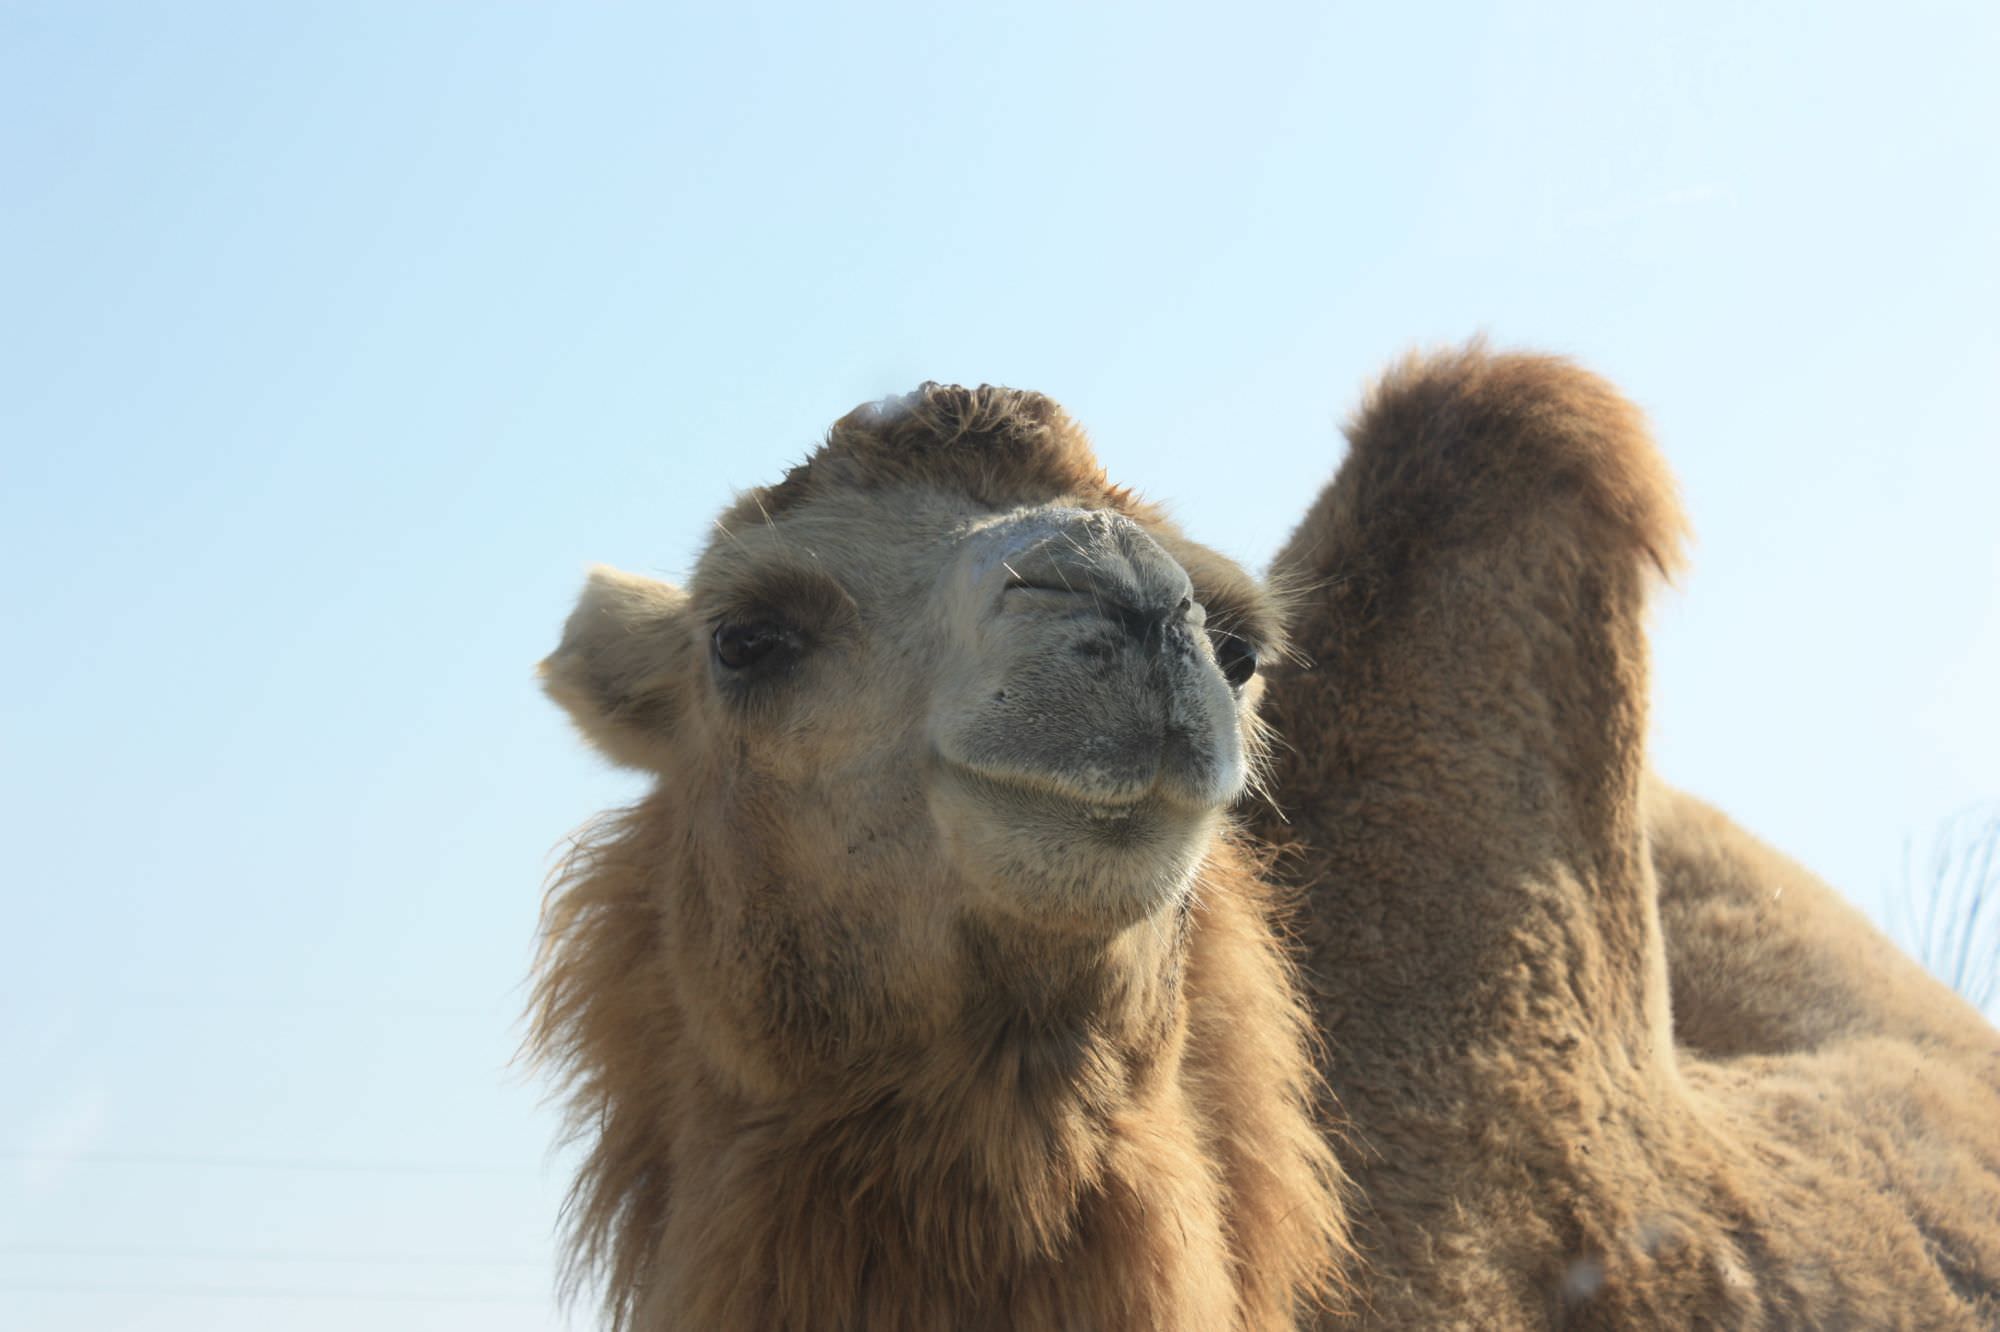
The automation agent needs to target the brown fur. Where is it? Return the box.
[1651,781,2000,1071]
[755,382,1129,520]
[532,386,1346,1330]
[1253,344,2000,1327]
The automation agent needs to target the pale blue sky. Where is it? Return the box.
[3,3,1995,1328]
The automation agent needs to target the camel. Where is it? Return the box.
[530,385,1347,1330]
[534,354,2000,1330]
[1251,345,2000,1327]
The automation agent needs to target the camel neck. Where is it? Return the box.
[651,1033,1231,1330]
[552,854,1343,1330]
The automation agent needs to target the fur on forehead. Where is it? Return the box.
[736,382,1139,522]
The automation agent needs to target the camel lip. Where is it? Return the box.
[932,755,1218,819]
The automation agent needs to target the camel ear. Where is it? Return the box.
[540,567,693,772]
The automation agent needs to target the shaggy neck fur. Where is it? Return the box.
[532,810,1343,1332]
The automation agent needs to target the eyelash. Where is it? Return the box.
[712,619,802,672]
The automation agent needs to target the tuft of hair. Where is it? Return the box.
[755,382,1134,518]
[1189,834,1358,1318]
[1337,341,1691,582]
[527,804,682,1327]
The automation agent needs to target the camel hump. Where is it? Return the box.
[1340,342,1691,581]
[759,382,1127,517]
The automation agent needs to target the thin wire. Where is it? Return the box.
[0,1243,543,1268]
[0,1281,547,1304]
[1,1151,537,1176]
[8,991,500,1019]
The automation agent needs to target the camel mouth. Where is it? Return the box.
[927,757,1215,926]
[931,692,1244,815]
[935,756,1212,820]
[928,641,1246,817]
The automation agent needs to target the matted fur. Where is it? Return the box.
[750,382,1136,522]
[531,385,1347,1330]
[1255,344,2000,1327]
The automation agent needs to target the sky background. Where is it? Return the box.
[3,2,1995,1328]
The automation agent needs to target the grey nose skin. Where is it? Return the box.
[1000,511,1198,636]
[936,504,1247,813]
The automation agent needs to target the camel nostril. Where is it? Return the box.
[1113,600,1187,642]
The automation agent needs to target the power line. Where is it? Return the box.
[9,992,507,1020]
[0,1243,544,1268]
[2,1150,538,1176]
[0,1280,548,1304]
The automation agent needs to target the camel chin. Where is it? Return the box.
[928,762,1224,931]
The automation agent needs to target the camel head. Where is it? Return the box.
[539,383,1280,1091]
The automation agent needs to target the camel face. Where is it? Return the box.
[542,385,1280,1080]
[677,482,1252,934]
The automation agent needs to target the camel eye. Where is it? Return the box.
[1212,632,1259,689]
[713,621,798,672]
